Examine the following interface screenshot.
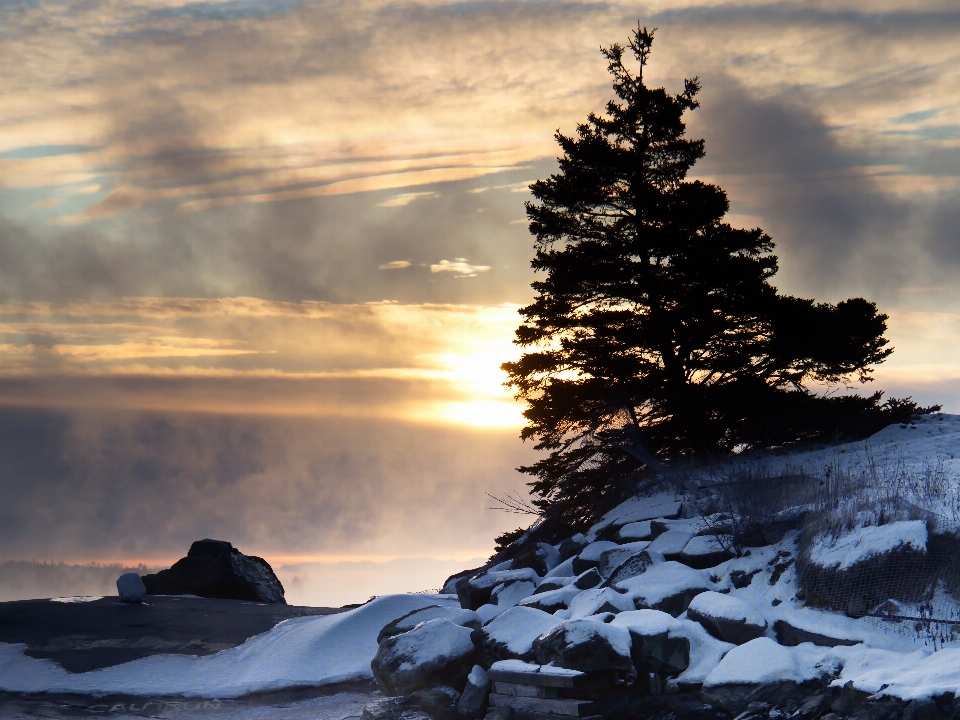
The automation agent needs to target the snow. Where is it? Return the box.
[682,535,728,557]
[672,618,735,687]
[598,541,652,575]
[50,596,103,603]
[647,530,695,557]
[481,606,561,655]
[518,585,581,610]
[470,568,540,588]
[577,541,620,563]
[611,609,681,636]
[493,580,536,607]
[390,618,474,671]
[703,637,821,687]
[809,520,928,570]
[588,493,683,538]
[688,591,766,627]
[0,594,450,697]
[476,603,506,625]
[615,561,711,605]
[467,664,488,687]
[557,618,633,658]
[544,556,575,579]
[391,606,479,634]
[489,659,584,676]
[566,587,635,618]
[618,521,652,541]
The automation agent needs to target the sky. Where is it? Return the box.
[2,0,960,600]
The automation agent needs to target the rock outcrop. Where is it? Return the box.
[371,618,477,696]
[140,539,285,603]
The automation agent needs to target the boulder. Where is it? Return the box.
[443,567,487,595]
[409,687,461,720]
[611,609,690,676]
[533,618,635,674]
[602,551,656,588]
[378,605,481,643]
[362,697,427,720]
[371,618,477,696]
[598,541,653,578]
[616,561,711,617]
[457,666,490,719]
[566,587,634,619]
[573,567,602,589]
[687,592,767,645]
[532,579,568,595]
[650,518,701,538]
[472,606,561,664]
[678,536,734,570]
[558,534,590,561]
[491,581,536,608]
[772,619,859,648]
[456,569,540,611]
[518,585,580,612]
[510,543,561,576]
[572,541,620,575]
[140,539,285,603]
[116,572,146,603]
[647,530,695,561]
[617,521,652,542]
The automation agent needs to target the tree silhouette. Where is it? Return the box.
[502,26,935,532]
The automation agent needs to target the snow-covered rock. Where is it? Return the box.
[491,580,536,608]
[597,541,652,577]
[533,618,634,674]
[457,665,490,719]
[611,610,690,676]
[116,573,146,603]
[518,585,580,612]
[617,521,652,542]
[572,541,620,574]
[587,493,683,540]
[558,534,589,561]
[602,550,657,588]
[647,530,695,560]
[472,606,562,664]
[475,603,505,625]
[566,587,634,619]
[371,618,477,696]
[679,535,734,569]
[572,567,602,589]
[456,569,540,611]
[510,542,561,576]
[616,561,712,616]
[543,556,576,579]
[702,637,823,688]
[378,605,481,643]
[809,521,928,571]
[687,591,767,646]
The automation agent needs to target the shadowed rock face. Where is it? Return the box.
[141,539,286,604]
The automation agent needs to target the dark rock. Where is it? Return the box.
[116,572,146,603]
[730,570,760,589]
[533,618,635,674]
[732,701,771,720]
[511,543,560,576]
[532,580,566,595]
[482,706,515,720]
[472,606,560,664]
[701,680,813,715]
[773,619,859,648]
[378,606,481,644]
[663,697,727,720]
[904,698,941,720]
[769,558,795,586]
[140,539,285,603]
[456,570,539,611]
[601,551,655,588]
[794,694,832,718]
[612,612,690,676]
[409,687,461,720]
[574,567,603,589]
[443,567,487,595]
[637,586,709,618]
[558,534,590,561]
[831,681,867,716]
[362,697,416,720]
[457,666,490,719]
[567,587,632,618]
[372,619,477,696]
[687,592,767,646]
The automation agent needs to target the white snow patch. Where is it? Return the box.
[618,521,652,541]
[703,637,826,687]
[0,594,448,697]
[544,556,575,579]
[672,618,735,687]
[476,603,506,625]
[809,520,928,570]
[682,535,728,557]
[50,596,103,603]
[647,530,695,557]
[566,587,634,619]
[611,609,681,636]
[481,606,562,655]
[688,592,766,627]
[391,618,474,671]
[616,561,712,605]
[494,580,536,607]
[556,618,632,658]
[489,659,584,676]
[577,541,620,563]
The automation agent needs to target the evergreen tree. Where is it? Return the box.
[503,26,934,532]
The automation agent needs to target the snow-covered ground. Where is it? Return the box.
[0,594,456,697]
[6,415,960,704]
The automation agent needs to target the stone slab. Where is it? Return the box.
[489,694,596,717]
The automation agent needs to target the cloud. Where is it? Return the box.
[377,192,440,208]
[430,259,492,276]
[378,260,412,270]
